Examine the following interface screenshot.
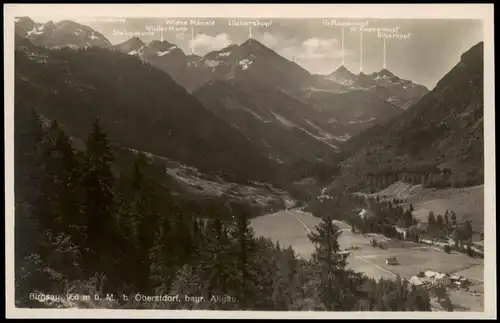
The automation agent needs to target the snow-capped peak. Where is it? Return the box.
[204,59,221,68]
[239,59,253,70]
[157,45,177,56]
[26,25,44,36]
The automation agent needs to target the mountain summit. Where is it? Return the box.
[327,65,358,86]
[112,37,144,54]
[181,38,314,92]
[373,68,397,79]
[15,17,111,49]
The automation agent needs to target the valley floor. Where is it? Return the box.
[250,208,484,312]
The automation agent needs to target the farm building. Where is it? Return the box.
[450,275,469,287]
[425,271,451,287]
[409,271,451,289]
[386,257,398,265]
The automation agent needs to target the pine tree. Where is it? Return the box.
[228,203,259,309]
[413,285,431,311]
[444,214,450,230]
[149,206,177,295]
[36,121,82,236]
[169,263,204,310]
[122,154,162,293]
[402,210,413,228]
[199,214,236,308]
[308,214,357,311]
[436,214,444,232]
[172,203,196,265]
[427,211,436,237]
[463,221,474,241]
[450,210,457,227]
[80,118,118,286]
[14,109,47,303]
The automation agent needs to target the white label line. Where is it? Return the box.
[341,27,345,66]
[360,28,363,73]
[191,27,195,54]
[383,37,387,69]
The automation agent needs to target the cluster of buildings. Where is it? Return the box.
[409,270,469,290]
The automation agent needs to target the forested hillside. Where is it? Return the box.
[15,45,284,188]
[336,42,484,193]
[15,110,432,310]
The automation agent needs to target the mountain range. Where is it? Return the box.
[109,33,428,138]
[13,16,484,198]
[14,17,429,138]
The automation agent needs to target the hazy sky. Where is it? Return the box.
[29,17,483,89]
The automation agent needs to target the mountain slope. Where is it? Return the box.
[193,79,340,166]
[188,41,407,139]
[339,42,484,191]
[14,39,284,187]
[369,69,429,109]
[306,88,404,128]
[111,39,191,87]
[15,17,111,49]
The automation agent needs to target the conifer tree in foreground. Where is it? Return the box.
[80,118,118,289]
[199,213,237,309]
[229,203,259,309]
[14,111,436,311]
[37,121,82,236]
[308,212,355,311]
[15,109,47,303]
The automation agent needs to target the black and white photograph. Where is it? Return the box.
[4,4,496,319]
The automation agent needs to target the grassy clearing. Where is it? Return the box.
[453,264,484,282]
[371,181,484,232]
[447,288,484,312]
[351,246,483,279]
[251,209,484,285]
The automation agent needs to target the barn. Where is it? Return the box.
[386,256,398,265]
